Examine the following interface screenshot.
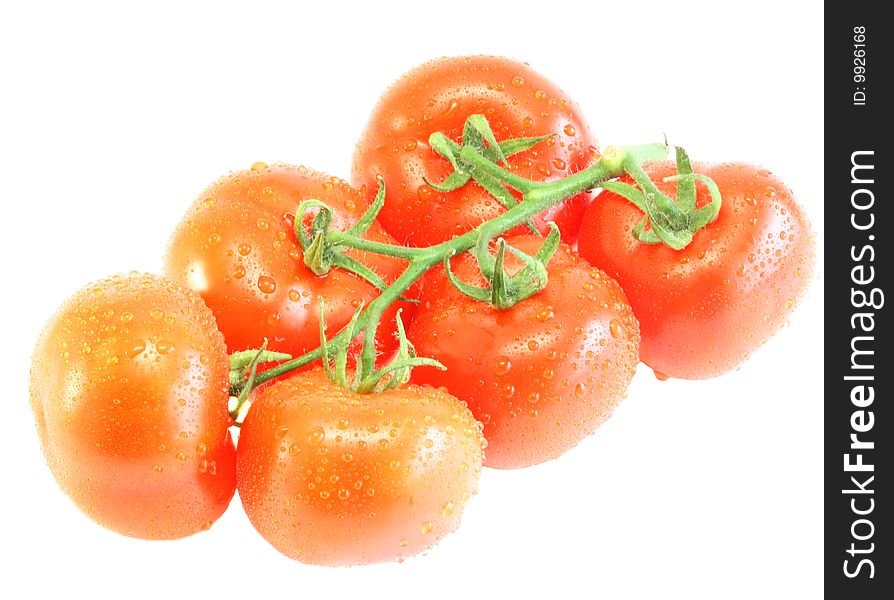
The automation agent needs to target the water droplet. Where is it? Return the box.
[574,382,587,398]
[156,340,175,355]
[125,339,146,359]
[341,452,353,463]
[493,356,512,376]
[511,76,525,87]
[551,158,566,170]
[536,308,554,322]
[521,116,533,129]
[149,309,163,320]
[338,488,350,500]
[442,502,455,517]
[308,427,325,446]
[609,320,624,339]
[534,89,547,100]
[152,465,163,473]
[319,490,330,500]
[233,266,246,279]
[251,161,268,171]
[196,443,207,457]
[238,243,252,256]
[417,184,433,201]
[421,521,433,534]
[527,339,540,351]
[378,439,390,451]
[120,312,133,323]
[563,124,576,137]
[336,418,350,430]
[257,275,277,294]
[398,539,409,548]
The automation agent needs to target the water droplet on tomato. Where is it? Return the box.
[308,427,325,446]
[421,521,433,534]
[609,320,624,339]
[125,339,146,359]
[238,243,252,256]
[511,76,525,87]
[563,124,576,137]
[493,356,512,376]
[251,161,268,171]
[257,276,277,294]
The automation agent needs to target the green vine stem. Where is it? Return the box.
[227,140,672,417]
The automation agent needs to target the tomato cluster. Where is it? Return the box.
[30,55,813,566]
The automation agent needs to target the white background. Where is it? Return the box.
[1,1,823,598]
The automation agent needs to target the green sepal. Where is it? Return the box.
[496,134,555,158]
[444,255,492,303]
[228,339,271,420]
[347,176,386,236]
[424,170,471,193]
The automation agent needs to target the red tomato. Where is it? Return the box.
[164,164,413,359]
[352,55,598,247]
[407,236,640,469]
[577,162,814,379]
[30,273,235,539]
[236,368,485,565]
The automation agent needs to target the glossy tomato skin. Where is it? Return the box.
[164,164,412,360]
[578,162,814,379]
[353,55,598,247]
[30,273,236,539]
[407,236,640,469]
[236,368,485,565]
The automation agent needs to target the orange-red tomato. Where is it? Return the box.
[30,273,235,539]
[164,164,413,360]
[236,368,485,565]
[353,55,598,247]
[577,162,815,379]
[407,236,640,469]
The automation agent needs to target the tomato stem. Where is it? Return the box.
[231,140,668,405]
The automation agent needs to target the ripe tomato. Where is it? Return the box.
[577,162,814,379]
[164,164,413,359]
[352,55,598,246]
[30,273,236,539]
[407,236,640,469]
[236,368,485,565]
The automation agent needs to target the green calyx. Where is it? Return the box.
[318,299,445,394]
[445,222,561,310]
[601,146,722,250]
[294,180,419,304]
[426,114,554,235]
